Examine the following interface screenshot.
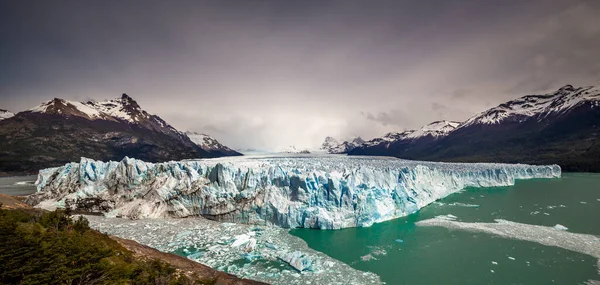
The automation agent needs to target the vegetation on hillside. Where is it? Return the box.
[0,206,212,284]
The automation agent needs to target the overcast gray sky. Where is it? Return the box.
[1,0,599,150]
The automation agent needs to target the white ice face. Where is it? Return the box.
[30,155,561,229]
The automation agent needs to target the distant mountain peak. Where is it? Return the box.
[321,136,365,154]
[557,84,575,92]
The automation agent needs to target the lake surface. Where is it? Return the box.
[0,175,38,196]
[291,173,600,285]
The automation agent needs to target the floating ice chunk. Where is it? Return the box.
[231,233,252,247]
[490,270,495,273]
[279,251,313,272]
[242,253,261,261]
[439,214,458,220]
[491,261,498,265]
[394,239,404,243]
[553,224,568,231]
[448,202,479,208]
[508,256,516,260]
[361,254,376,262]
[580,201,588,204]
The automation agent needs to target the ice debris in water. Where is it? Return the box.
[416,217,600,282]
[448,202,480,208]
[361,246,389,262]
[438,214,458,221]
[553,224,568,231]
[82,215,381,285]
[279,251,313,272]
[30,155,560,229]
[508,256,516,261]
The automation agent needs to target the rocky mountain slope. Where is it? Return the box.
[341,84,600,171]
[0,94,239,174]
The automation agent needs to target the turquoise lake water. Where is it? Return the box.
[291,173,600,285]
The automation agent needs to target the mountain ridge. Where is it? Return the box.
[0,94,239,174]
[328,84,600,172]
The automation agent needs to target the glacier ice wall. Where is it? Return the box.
[28,155,561,229]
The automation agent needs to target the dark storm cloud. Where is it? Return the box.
[362,110,414,129]
[1,0,598,150]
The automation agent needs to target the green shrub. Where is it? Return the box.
[0,208,195,285]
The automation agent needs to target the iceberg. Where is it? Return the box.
[28,155,561,229]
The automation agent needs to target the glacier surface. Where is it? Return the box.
[28,155,561,229]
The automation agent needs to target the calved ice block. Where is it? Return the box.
[27,155,561,229]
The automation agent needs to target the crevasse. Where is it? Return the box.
[28,155,561,229]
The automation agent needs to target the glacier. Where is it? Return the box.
[28,155,561,229]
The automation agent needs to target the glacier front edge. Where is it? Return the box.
[27,155,561,229]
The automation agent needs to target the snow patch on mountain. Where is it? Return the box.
[84,94,148,123]
[185,131,237,153]
[0,109,14,120]
[361,131,414,148]
[405,120,461,139]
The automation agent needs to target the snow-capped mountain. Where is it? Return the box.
[279,145,311,154]
[461,85,600,127]
[405,120,461,139]
[0,94,239,174]
[323,120,460,154]
[185,132,241,156]
[25,94,182,137]
[321,137,365,154]
[0,109,14,120]
[349,84,600,172]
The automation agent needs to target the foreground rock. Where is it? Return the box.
[28,155,561,229]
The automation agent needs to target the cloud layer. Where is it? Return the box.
[1,0,598,150]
